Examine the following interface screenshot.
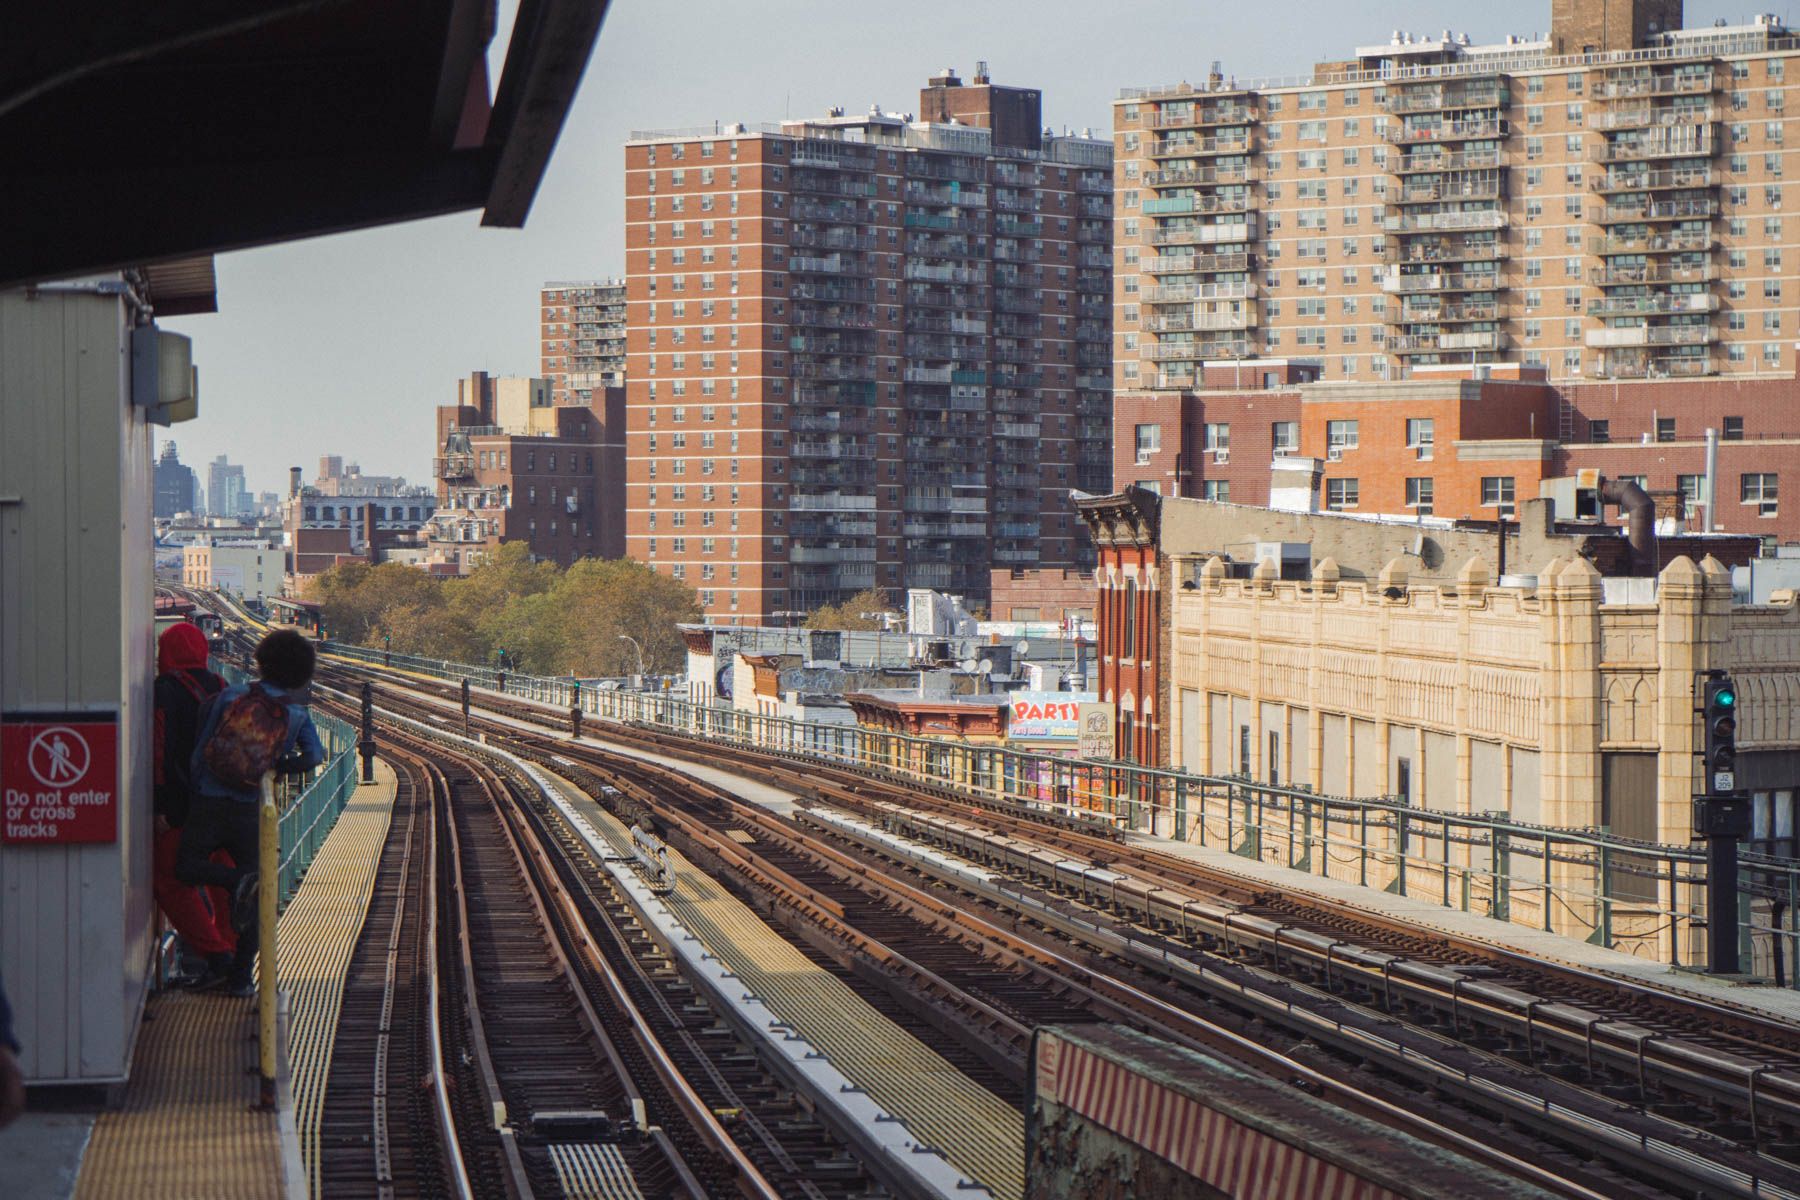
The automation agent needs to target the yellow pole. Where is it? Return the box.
[257,773,279,1110]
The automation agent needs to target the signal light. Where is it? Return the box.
[1703,674,1740,796]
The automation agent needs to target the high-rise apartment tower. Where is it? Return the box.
[542,279,628,404]
[1113,0,1795,388]
[625,68,1112,623]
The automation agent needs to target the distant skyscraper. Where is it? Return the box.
[154,442,197,518]
[207,454,247,518]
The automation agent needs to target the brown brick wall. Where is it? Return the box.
[989,568,1096,622]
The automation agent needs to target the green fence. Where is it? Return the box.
[320,638,1800,979]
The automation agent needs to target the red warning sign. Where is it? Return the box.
[2,712,118,843]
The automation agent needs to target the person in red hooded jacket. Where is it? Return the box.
[153,622,237,988]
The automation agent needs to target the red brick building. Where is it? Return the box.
[1114,366,1800,543]
[988,568,1096,624]
[1074,489,1163,766]
[625,68,1112,623]
[428,370,627,571]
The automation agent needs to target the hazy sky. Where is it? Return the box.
[161,0,1770,497]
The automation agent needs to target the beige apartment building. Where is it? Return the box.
[624,68,1111,624]
[1113,0,1797,386]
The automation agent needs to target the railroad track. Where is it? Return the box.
[322,659,1800,1200]
[302,687,879,1200]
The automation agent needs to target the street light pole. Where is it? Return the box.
[617,633,646,681]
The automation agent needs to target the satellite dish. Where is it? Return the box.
[959,657,978,672]
[1015,640,1030,659]
[978,661,993,676]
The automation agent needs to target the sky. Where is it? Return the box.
[161,0,1775,498]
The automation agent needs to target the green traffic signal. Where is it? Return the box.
[1716,687,1736,708]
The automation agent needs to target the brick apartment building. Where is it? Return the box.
[282,485,435,587]
[1118,363,1800,543]
[625,67,1112,623]
[1113,0,1797,391]
[428,370,626,572]
[541,279,627,404]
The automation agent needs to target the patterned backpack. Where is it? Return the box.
[201,684,290,790]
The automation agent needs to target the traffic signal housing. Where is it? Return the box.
[1703,674,1738,796]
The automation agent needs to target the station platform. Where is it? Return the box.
[536,765,1027,1200]
[7,760,399,1200]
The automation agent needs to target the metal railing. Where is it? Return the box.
[320,639,1800,980]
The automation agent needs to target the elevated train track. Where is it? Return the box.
[325,653,1800,1200]
[193,595,1800,1199]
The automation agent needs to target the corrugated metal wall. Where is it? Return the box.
[0,285,156,1082]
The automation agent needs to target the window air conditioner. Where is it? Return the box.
[1327,446,1344,461]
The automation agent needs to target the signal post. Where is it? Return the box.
[1696,670,1748,974]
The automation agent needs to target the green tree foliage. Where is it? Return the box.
[304,548,701,677]
[802,588,898,632]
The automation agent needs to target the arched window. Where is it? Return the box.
[1123,576,1138,659]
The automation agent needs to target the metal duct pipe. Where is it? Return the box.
[1601,477,1656,572]
[1702,427,1719,532]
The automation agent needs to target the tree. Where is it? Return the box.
[546,558,701,676]
[306,561,443,646]
[803,588,899,632]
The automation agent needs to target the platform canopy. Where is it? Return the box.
[0,0,609,290]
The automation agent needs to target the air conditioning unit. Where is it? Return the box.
[1327,446,1344,461]
[1415,445,1433,460]
[1213,449,1230,464]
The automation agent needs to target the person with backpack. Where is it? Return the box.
[152,622,237,989]
[177,629,326,997]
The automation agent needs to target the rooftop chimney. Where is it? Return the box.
[289,466,302,498]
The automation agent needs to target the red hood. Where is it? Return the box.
[158,622,211,672]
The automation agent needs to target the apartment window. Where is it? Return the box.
[1203,480,1230,502]
[1325,419,1358,452]
[1405,417,1434,457]
[1134,423,1160,462]
[1406,477,1434,512]
[1724,416,1744,441]
[1481,476,1515,509]
[1744,473,1779,516]
[1204,422,1230,455]
[1325,478,1359,510]
[1271,421,1298,454]
[1656,417,1676,443]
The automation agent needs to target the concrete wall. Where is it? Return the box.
[0,283,156,1083]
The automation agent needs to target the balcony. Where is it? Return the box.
[1143,279,1256,303]
[789,331,875,355]
[902,182,988,207]
[1075,221,1109,244]
[1589,166,1717,192]
[1585,323,1716,347]
[1586,293,1718,316]
[1397,300,1500,323]
[1596,354,1716,378]
[791,280,877,303]
[1146,218,1256,246]
[792,174,877,198]
[791,198,863,223]
[1598,132,1716,161]
[1596,70,1719,100]
[1392,148,1503,174]
[904,285,984,309]
[793,306,877,331]
[790,463,877,487]
[435,453,476,481]
[995,421,1042,440]
[903,520,988,538]
[790,252,870,275]
[1594,197,1719,224]
[1588,262,1718,286]
[791,413,874,435]
[791,228,877,251]
[789,493,876,512]
[1143,193,1251,216]
[1383,209,1506,233]
[1079,196,1111,219]
[994,189,1037,213]
[994,216,1044,237]
[903,261,987,285]
[905,234,982,260]
[1397,179,1502,203]
[994,288,1039,314]
[1144,164,1254,188]
[1150,104,1257,127]
[789,545,878,564]
[1145,250,1251,273]
[1590,229,1716,255]
[1382,84,1509,113]
[1389,329,1506,353]
[1588,104,1720,131]
[902,212,984,234]
[789,517,876,538]
[991,162,1037,187]
[792,440,875,460]
[1076,173,1111,194]
[1384,118,1509,145]
[1149,133,1255,158]
[1382,267,1504,293]
[792,360,876,382]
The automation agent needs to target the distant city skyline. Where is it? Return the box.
[162,0,1762,494]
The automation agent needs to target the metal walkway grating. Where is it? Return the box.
[549,1143,649,1200]
[579,792,1026,1200]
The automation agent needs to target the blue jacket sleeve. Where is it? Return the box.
[277,711,326,775]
